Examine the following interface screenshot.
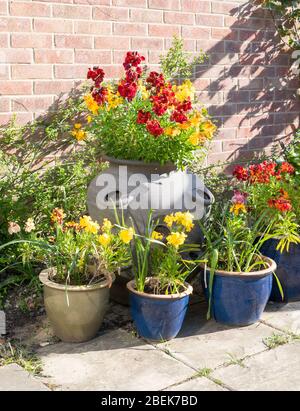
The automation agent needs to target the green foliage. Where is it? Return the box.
[262,1,300,50]
[90,97,208,167]
[285,129,300,180]
[0,342,43,375]
[159,35,208,80]
[0,90,103,300]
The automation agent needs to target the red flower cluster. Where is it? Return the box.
[92,87,108,105]
[151,86,176,117]
[278,162,295,175]
[233,165,249,181]
[233,161,295,184]
[268,190,292,213]
[87,67,105,88]
[170,110,188,124]
[118,52,145,101]
[146,120,164,137]
[146,71,165,91]
[137,110,151,124]
[87,66,107,104]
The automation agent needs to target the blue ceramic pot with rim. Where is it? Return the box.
[127,279,193,341]
[260,240,300,302]
[200,257,277,327]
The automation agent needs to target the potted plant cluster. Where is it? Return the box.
[232,159,300,302]
[6,209,131,343]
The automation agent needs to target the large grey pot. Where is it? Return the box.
[87,156,214,243]
[39,269,114,343]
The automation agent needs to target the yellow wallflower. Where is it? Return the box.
[174,80,195,102]
[230,203,247,216]
[71,129,86,141]
[98,233,111,247]
[179,121,191,130]
[102,218,112,232]
[151,231,163,241]
[74,123,82,129]
[189,132,200,146]
[50,208,65,225]
[138,80,150,100]
[201,121,217,139]
[119,228,134,244]
[165,127,181,137]
[87,115,92,123]
[84,94,99,115]
[164,214,175,228]
[189,112,203,127]
[174,212,194,232]
[106,86,123,110]
[79,216,100,234]
[166,232,187,248]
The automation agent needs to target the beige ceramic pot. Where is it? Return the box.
[39,269,114,343]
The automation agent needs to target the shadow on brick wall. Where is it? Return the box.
[193,1,299,171]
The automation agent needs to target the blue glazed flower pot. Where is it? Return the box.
[260,240,300,302]
[201,257,276,327]
[127,279,193,341]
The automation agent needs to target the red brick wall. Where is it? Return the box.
[0,0,299,165]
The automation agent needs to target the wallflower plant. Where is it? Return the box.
[3,209,131,287]
[115,210,200,295]
[233,160,300,252]
[78,45,217,167]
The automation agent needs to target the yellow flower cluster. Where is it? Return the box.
[230,203,247,216]
[98,218,113,247]
[107,86,123,111]
[173,80,195,102]
[164,212,194,232]
[98,233,111,247]
[166,232,187,249]
[119,228,134,244]
[79,216,100,234]
[151,231,164,241]
[71,123,86,142]
[138,80,150,100]
[84,94,99,115]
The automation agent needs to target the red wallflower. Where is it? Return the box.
[278,162,295,175]
[170,110,188,124]
[233,165,249,181]
[176,99,192,112]
[146,120,164,137]
[118,80,138,101]
[153,103,168,116]
[123,51,145,70]
[268,197,292,213]
[92,87,108,105]
[146,71,165,90]
[137,110,151,124]
[125,66,143,83]
[87,67,105,88]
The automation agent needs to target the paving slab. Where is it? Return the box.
[164,377,228,391]
[38,329,194,391]
[155,302,278,370]
[262,302,300,334]
[0,364,50,391]
[211,341,300,391]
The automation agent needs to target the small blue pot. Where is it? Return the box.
[201,257,276,327]
[260,240,300,302]
[127,279,193,341]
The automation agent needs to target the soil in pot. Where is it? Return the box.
[200,257,276,327]
[39,269,114,343]
[127,279,193,341]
